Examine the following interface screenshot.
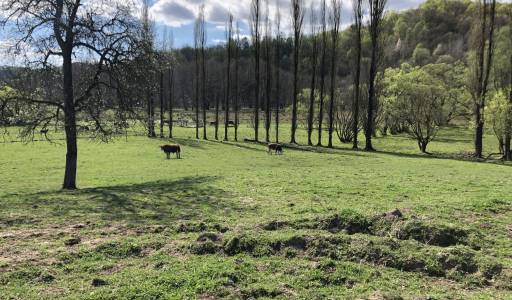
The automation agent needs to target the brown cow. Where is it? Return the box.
[268,143,283,155]
[160,144,181,159]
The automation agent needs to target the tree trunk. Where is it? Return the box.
[275,36,281,143]
[234,41,240,142]
[265,40,272,143]
[307,56,317,146]
[168,67,174,139]
[62,53,77,190]
[365,45,377,152]
[352,8,362,150]
[328,45,337,148]
[291,41,299,144]
[474,104,483,158]
[159,71,164,138]
[202,48,207,140]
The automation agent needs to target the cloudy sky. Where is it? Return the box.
[149,0,426,48]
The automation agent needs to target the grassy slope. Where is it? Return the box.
[0,125,511,299]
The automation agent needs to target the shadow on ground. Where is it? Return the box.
[1,176,245,225]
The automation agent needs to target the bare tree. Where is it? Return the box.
[365,0,387,151]
[234,22,241,141]
[142,0,156,138]
[168,31,175,139]
[328,0,342,148]
[307,3,319,146]
[352,0,363,149]
[469,0,497,158]
[0,0,140,189]
[199,6,208,140]
[194,10,201,139]
[251,0,261,141]
[264,0,273,143]
[274,2,282,143]
[224,14,234,141]
[291,0,305,144]
[317,0,328,146]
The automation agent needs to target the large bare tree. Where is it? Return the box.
[0,0,140,189]
[469,0,497,158]
[291,0,305,144]
[365,0,387,151]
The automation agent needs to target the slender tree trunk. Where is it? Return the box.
[234,38,240,142]
[275,37,280,143]
[159,71,164,138]
[215,92,220,140]
[366,50,377,151]
[224,19,232,142]
[291,42,300,144]
[318,33,326,146]
[168,66,174,139]
[62,53,77,190]
[328,49,336,148]
[265,38,272,143]
[202,48,207,140]
[195,51,200,139]
[352,0,362,150]
[308,46,317,146]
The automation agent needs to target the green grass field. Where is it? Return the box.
[0,125,511,299]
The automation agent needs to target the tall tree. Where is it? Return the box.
[234,22,241,142]
[328,0,342,148]
[469,0,497,158]
[142,0,156,138]
[224,14,234,141]
[365,0,387,151]
[168,31,175,139]
[251,0,261,141]
[264,0,272,143]
[291,0,305,144]
[274,2,282,143]
[352,0,363,149]
[0,0,140,189]
[307,4,319,146]
[194,11,201,139]
[317,0,328,146]
[199,6,208,140]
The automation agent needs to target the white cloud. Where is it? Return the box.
[149,0,426,33]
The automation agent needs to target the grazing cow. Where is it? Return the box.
[268,143,283,155]
[160,144,181,159]
[227,121,236,127]
[40,129,49,135]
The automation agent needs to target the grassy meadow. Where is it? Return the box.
[0,124,511,299]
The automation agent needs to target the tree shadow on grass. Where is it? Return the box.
[3,176,248,225]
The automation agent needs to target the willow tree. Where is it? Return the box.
[291,0,305,144]
[365,0,387,151]
[0,0,140,189]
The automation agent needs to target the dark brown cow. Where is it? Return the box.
[160,144,181,159]
[268,143,283,155]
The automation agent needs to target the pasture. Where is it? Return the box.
[0,125,511,299]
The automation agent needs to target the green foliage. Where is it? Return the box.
[485,91,512,146]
